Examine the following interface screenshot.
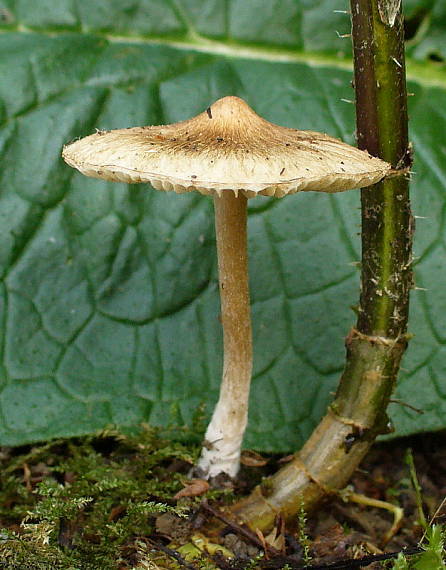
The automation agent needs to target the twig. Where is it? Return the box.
[200,500,281,556]
[257,546,423,569]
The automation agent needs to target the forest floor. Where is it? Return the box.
[0,427,445,569]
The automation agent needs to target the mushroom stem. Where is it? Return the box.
[197,191,253,478]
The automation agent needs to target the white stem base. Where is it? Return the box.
[196,398,248,478]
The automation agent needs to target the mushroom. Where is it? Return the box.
[62,96,390,479]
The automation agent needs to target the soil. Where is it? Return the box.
[304,430,446,567]
[0,429,445,569]
[193,431,446,568]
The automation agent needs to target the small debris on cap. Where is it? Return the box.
[62,96,391,198]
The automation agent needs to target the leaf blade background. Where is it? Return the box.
[0,0,445,449]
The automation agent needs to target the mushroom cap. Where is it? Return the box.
[62,96,390,198]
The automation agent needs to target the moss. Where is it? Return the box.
[0,426,208,569]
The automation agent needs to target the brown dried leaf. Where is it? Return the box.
[108,505,126,522]
[173,479,209,499]
[240,450,269,467]
[277,454,294,464]
[265,514,286,553]
[255,528,269,558]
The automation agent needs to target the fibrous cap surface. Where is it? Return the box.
[62,96,390,197]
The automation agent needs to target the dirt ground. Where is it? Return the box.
[181,431,446,568]
[0,429,445,569]
[295,430,446,568]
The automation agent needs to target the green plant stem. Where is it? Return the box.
[352,0,413,337]
[219,1,413,532]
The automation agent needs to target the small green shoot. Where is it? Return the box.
[405,449,427,530]
[390,450,446,569]
[298,497,312,565]
[413,525,446,570]
[392,552,410,569]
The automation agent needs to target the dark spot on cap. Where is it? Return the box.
[0,8,14,23]
[206,107,213,119]
[216,137,224,142]
[280,167,285,175]
[191,175,197,179]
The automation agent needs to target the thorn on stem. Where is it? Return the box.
[335,30,352,39]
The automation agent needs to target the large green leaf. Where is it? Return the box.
[405,0,446,60]
[0,1,445,450]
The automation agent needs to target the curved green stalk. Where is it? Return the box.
[221,1,413,532]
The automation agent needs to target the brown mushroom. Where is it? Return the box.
[62,96,390,478]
